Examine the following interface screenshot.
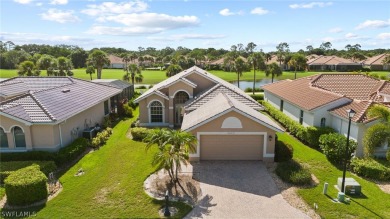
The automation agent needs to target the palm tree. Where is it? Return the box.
[233,57,246,88]
[85,65,95,80]
[166,64,182,77]
[135,73,143,83]
[87,50,110,79]
[265,63,282,83]
[120,53,131,74]
[363,105,390,156]
[125,64,141,84]
[17,61,40,76]
[248,52,264,94]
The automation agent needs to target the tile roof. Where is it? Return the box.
[108,54,124,64]
[307,56,358,65]
[311,74,382,100]
[92,79,132,89]
[329,100,374,123]
[181,93,283,132]
[262,76,345,111]
[362,53,389,65]
[185,84,263,111]
[0,77,121,123]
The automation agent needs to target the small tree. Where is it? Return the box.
[363,105,390,156]
[87,50,110,79]
[233,57,246,88]
[125,64,141,84]
[166,64,182,77]
[17,61,40,76]
[319,133,357,166]
[265,63,282,83]
[86,65,95,80]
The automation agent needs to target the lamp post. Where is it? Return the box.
[341,109,356,193]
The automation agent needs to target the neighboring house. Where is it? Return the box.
[361,53,390,71]
[307,56,361,71]
[134,66,283,161]
[106,54,125,69]
[0,77,122,152]
[265,55,289,70]
[263,74,390,157]
[92,79,134,108]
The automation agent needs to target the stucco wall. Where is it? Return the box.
[331,115,362,156]
[0,115,33,151]
[189,110,277,156]
[30,125,56,149]
[185,73,216,95]
[312,98,351,127]
[138,94,169,126]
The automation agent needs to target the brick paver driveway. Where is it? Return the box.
[184,161,309,219]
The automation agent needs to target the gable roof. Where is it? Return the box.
[181,93,283,132]
[185,84,263,111]
[307,56,359,65]
[108,54,124,64]
[0,77,121,123]
[329,100,374,123]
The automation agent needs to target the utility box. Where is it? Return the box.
[337,178,361,195]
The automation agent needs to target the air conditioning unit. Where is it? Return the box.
[82,127,96,140]
[337,177,361,195]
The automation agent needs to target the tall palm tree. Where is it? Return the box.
[233,57,246,88]
[248,52,264,94]
[265,62,282,83]
[87,50,110,79]
[363,105,390,156]
[125,64,141,84]
[120,53,131,74]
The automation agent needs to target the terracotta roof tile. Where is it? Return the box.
[329,100,374,123]
[362,53,389,65]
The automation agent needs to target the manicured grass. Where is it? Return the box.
[277,133,390,219]
[0,108,192,218]
[1,68,388,85]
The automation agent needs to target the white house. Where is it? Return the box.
[263,74,389,157]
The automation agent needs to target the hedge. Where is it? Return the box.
[249,94,264,101]
[91,128,113,149]
[274,140,293,162]
[305,126,335,149]
[350,158,390,181]
[0,161,56,184]
[275,159,312,185]
[55,138,89,166]
[131,127,150,141]
[0,151,56,162]
[5,165,48,206]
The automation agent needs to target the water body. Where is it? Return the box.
[231,79,277,91]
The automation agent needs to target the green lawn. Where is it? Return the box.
[1,68,388,85]
[0,108,192,218]
[277,133,390,219]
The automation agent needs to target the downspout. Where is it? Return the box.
[59,123,63,148]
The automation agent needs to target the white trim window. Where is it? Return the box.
[150,101,164,123]
[12,126,26,148]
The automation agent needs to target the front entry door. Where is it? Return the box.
[174,104,184,126]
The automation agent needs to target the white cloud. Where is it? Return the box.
[40,9,81,23]
[86,26,163,35]
[96,13,199,29]
[36,2,42,6]
[81,1,148,16]
[148,34,226,41]
[355,19,390,30]
[219,8,234,16]
[289,2,333,9]
[13,0,33,4]
[250,7,269,15]
[50,0,68,5]
[328,27,343,33]
[345,33,358,39]
[378,33,390,40]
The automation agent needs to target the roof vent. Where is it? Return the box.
[62,89,70,93]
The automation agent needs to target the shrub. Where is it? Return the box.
[249,94,264,101]
[305,126,335,149]
[244,87,263,92]
[274,141,293,162]
[0,161,57,184]
[0,151,55,162]
[128,99,138,109]
[55,138,89,166]
[275,159,311,185]
[5,165,48,206]
[131,127,150,141]
[90,128,113,149]
[103,116,112,128]
[137,85,147,89]
[123,104,134,118]
[350,158,390,181]
[363,123,389,157]
[387,150,390,161]
[319,133,357,166]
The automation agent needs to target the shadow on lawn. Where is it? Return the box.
[0,203,46,219]
[351,199,383,219]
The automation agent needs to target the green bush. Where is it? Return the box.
[0,151,56,162]
[0,161,56,184]
[103,116,112,128]
[350,158,390,181]
[305,126,335,149]
[244,87,263,92]
[260,101,307,141]
[275,159,312,185]
[131,127,150,141]
[55,138,89,166]
[274,141,293,162]
[5,165,48,206]
[128,99,138,109]
[249,94,264,101]
[90,128,113,149]
[319,133,357,166]
[123,104,134,118]
[137,85,147,89]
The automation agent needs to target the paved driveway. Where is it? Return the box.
[184,161,309,219]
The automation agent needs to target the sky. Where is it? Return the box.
[0,0,389,52]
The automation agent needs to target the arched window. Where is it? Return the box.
[12,126,26,148]
[174,91,189,104]
[0,127,8,148]
[320,118,326,128]
[150,101,163,123]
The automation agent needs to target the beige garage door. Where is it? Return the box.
[200,135,264,160]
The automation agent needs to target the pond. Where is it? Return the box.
[231,79,277,91]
